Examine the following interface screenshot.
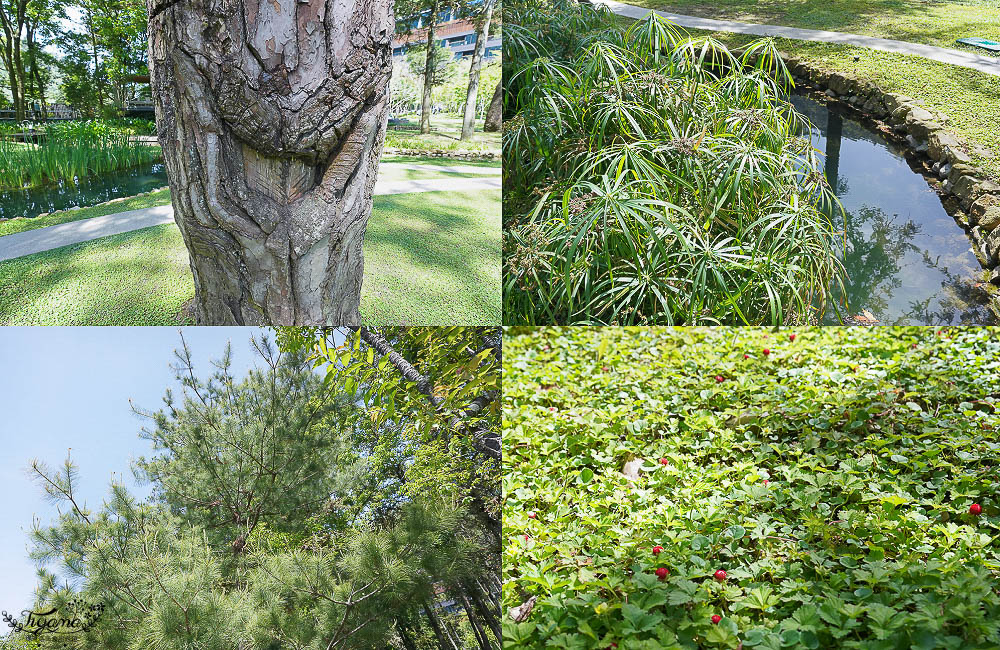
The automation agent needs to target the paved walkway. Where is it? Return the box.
[0,175,501,262]
[597,0,1000,77]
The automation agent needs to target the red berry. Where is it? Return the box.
[602,366,610,372]
[528,512,537,519]
[608,644,618,649]
[652,545,663,555]
[789,334,796,341]
[549,406,556,412]
[524,535,530,541]
[743,354,749,359]
[763,348,770,356]
[763,479,770,486]
[970,503,982,515]
[715,375,724,383]
[911,343,917,349]
[659,458,669,465]
[655,567,669,580]
[714,569,727,581]
[711,615,722,624]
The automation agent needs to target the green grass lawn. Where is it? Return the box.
[0,224,193,325]
[376,163,500,183]
[0,188,172,237]
[360,189,500,325]
[632,0,1000,51]
[504,326,1000,649]
[0,189,500,325]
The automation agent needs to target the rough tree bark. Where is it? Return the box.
[483,80,501,132]
[148,0,393,324]
[460,0,495,141]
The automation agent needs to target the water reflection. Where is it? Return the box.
[791,95,996,325]
[0,162,169,220]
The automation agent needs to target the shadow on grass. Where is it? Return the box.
[362,189,501,324]
[0,224,193,325]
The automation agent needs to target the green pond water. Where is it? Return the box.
[792,95,996,325]
[0,162,169,220]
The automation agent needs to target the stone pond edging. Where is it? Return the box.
[382,147,499,160]
[739,50,1000,282]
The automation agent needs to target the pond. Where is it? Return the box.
[0,161,169,220]
[791,94,997,326]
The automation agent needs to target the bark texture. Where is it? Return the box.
[148,0,393,324]
[483,80,502,132]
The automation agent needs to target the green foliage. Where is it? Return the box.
[503,327,1000,649]
[0,120,161,190]
[503,0,846,325]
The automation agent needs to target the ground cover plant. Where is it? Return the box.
[503,1,845,325]
[0,120,162,190]
[0,190,502,325]
[503,327,1000,649]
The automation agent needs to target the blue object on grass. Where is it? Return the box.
[957,37,1000,53]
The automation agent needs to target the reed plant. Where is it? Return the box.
[0,120,161,191]
[503,0,846,325]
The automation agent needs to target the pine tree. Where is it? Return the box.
[26,332,499,649]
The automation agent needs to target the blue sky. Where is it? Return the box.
[0,327,271,612]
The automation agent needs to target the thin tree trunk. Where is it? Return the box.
[396,621,419,650]
[87,9,103,113]
[148,0,393,324]
[419,0,439,135]
[457,586,492,649]
[483,80,501,132]
[463,577,501,641]
[422,601,458,650]
[460,0,495,140]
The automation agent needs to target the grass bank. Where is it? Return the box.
[630,0,1000,52]
[385,114,501,154]
[504,326,1000,649]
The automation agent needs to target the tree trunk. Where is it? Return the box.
[422,601,459,650]
[460,0,495,141]
[483,80,501,132]
[419,1,439,135]
[456,586,493,649]
[86,9,104,113]
[0,0,25,120]
[147,0,393,324]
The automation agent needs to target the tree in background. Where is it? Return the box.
[460,0,495,140]
[0,0,29,120]
[26,330,499,649]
